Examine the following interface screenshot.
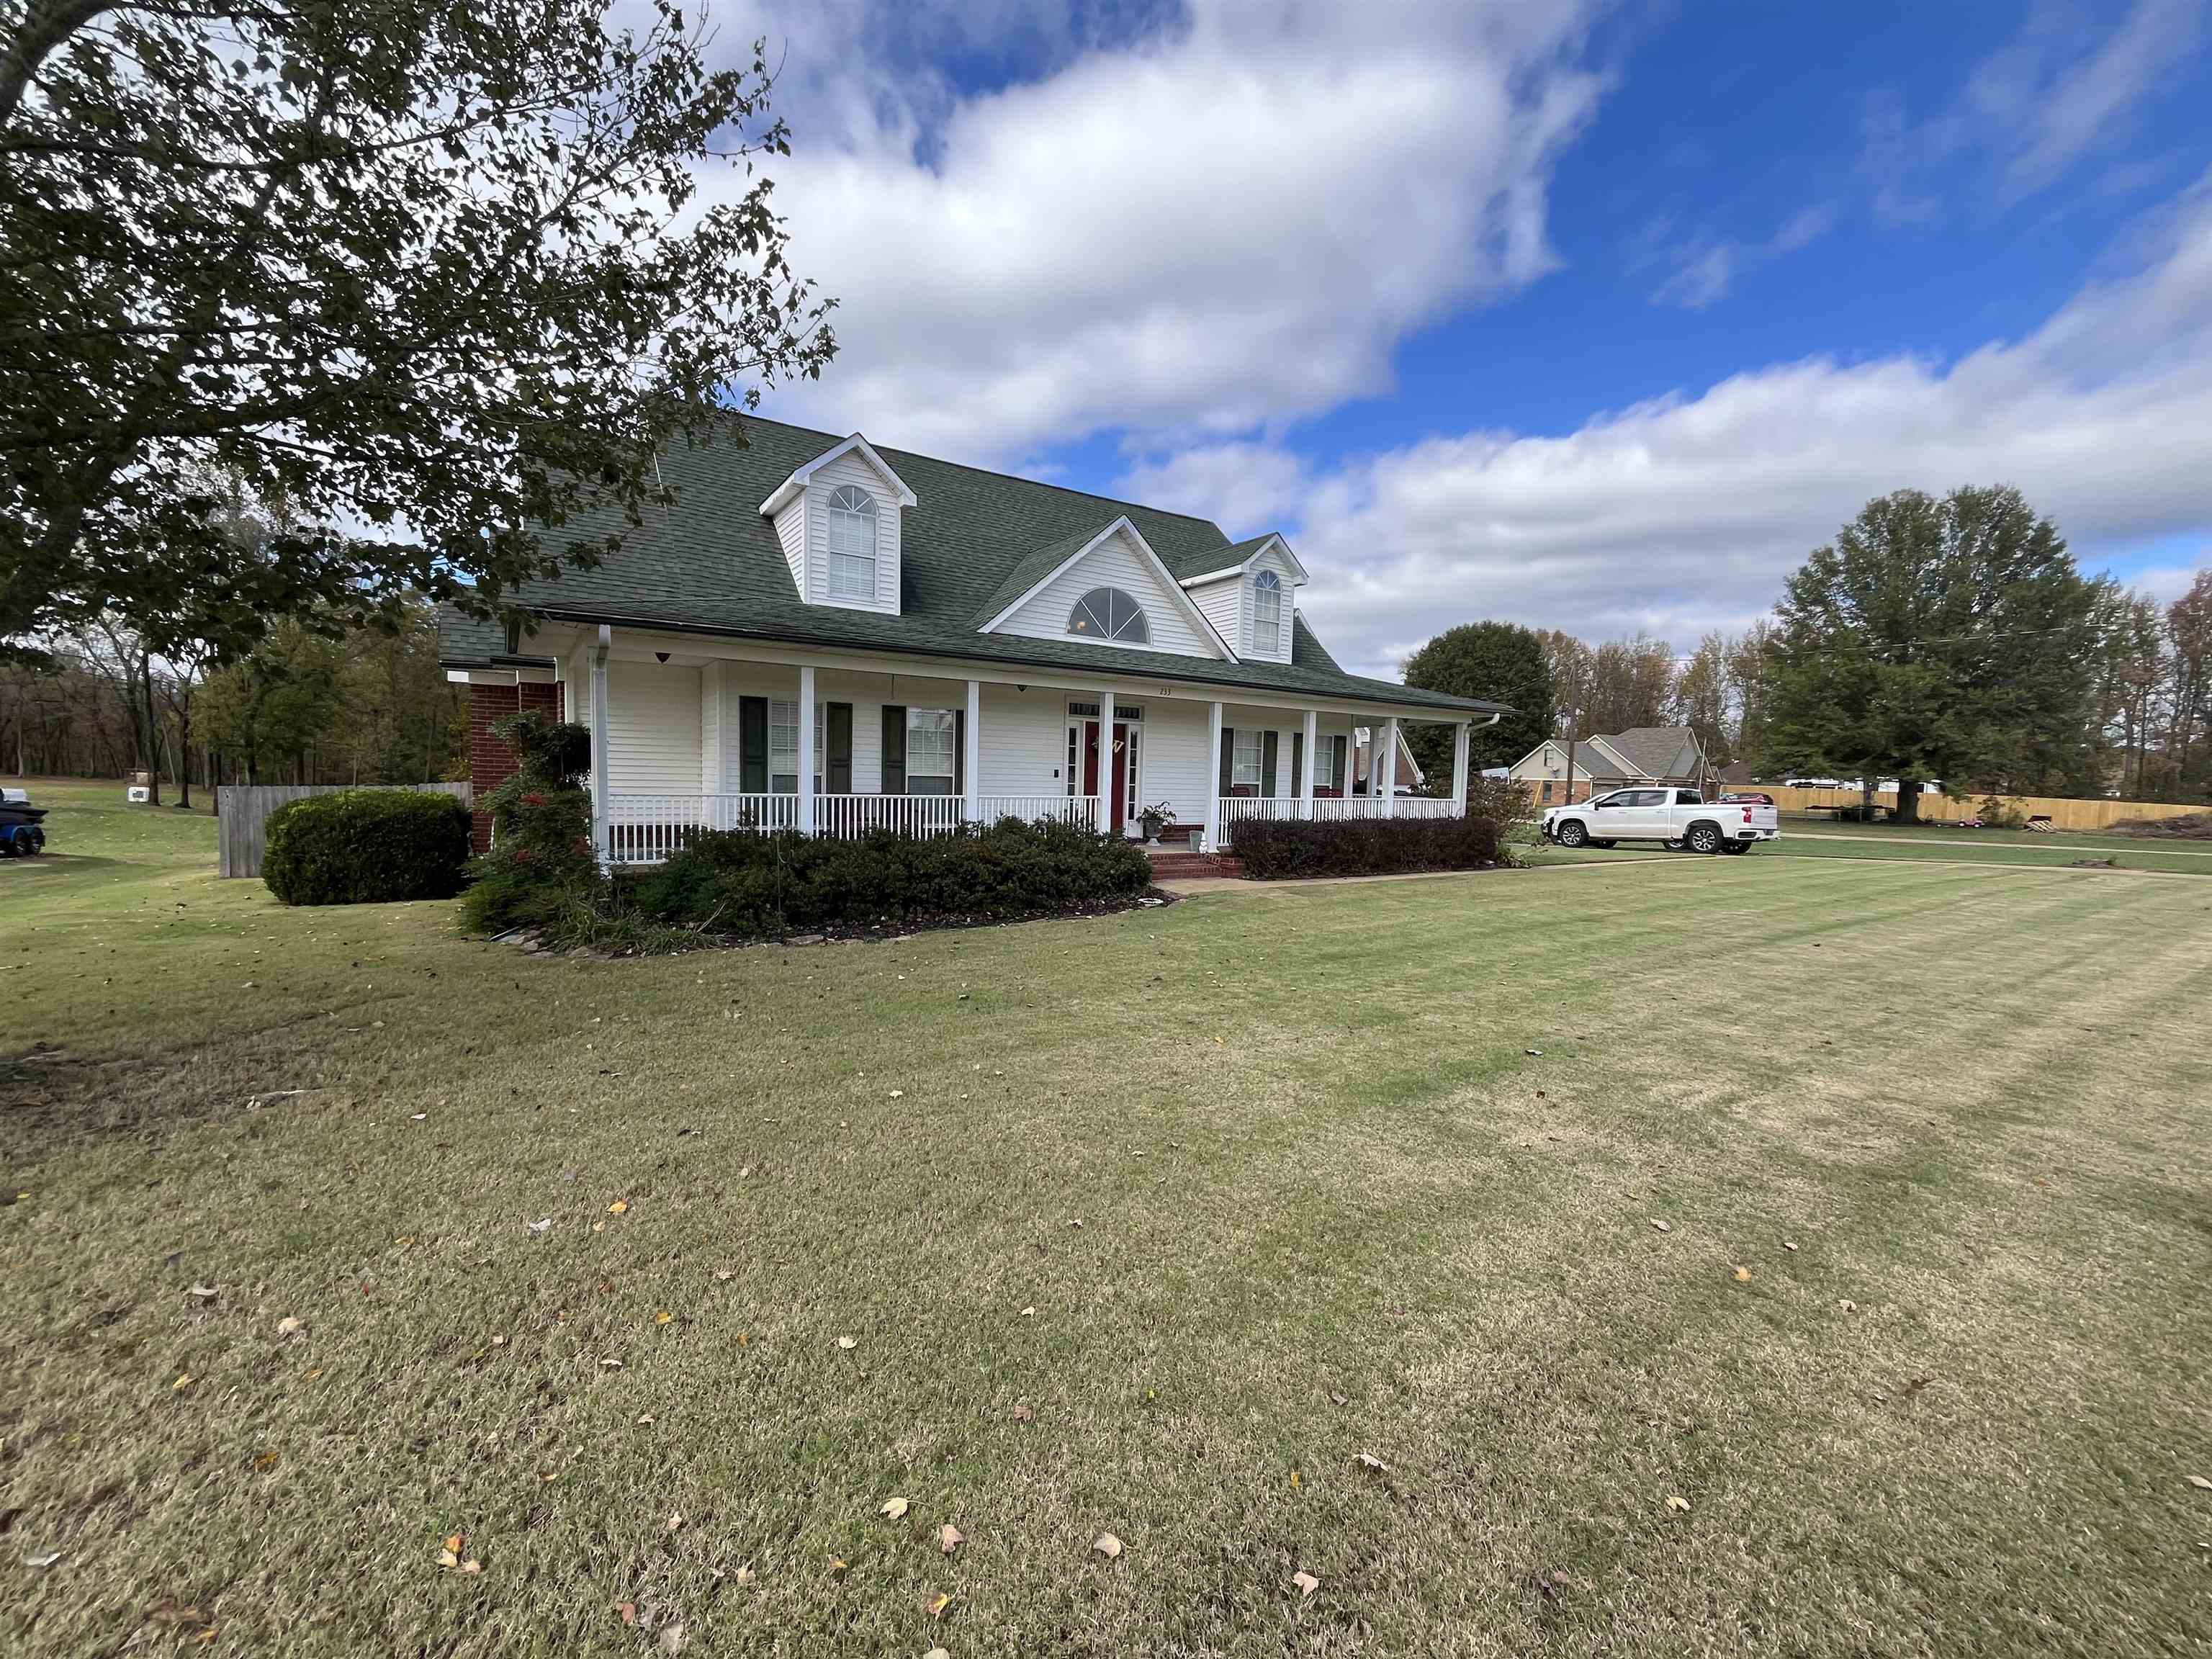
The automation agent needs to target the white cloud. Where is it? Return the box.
[1645,206,1833,310]
[714,0,1604,464]
[1130,171,2212,678]
[1651,243,1736,309]
[1859,0,2206,221]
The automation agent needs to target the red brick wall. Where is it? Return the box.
[468,681,565,852]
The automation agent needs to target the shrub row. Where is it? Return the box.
[626,817,1153,937]
[263,789,472,906]
[1228,814,1502,881]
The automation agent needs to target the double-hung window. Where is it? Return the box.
[907,708,957,793]
[1231,729,1264,792]
[1312,737,1337,790]
[825,485,878,601]
[1252,570,1283,653]
[768,701,826,793]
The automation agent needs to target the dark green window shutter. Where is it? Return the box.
[1262,730,1278,796]
[1331,734,1348,793]
[953,709,966,796]
[881,705,906,795]
[827,703,853,794]
[739,697,768,792]
[1291,732,1304,796]
[1218,726,1234,796]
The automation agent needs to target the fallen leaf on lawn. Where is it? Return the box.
[836,1336,856,1350]
[1525,1048,1542,1056]
[601,1357,623,1370]
[460,1558,482,1575]
[938,1524,963,1555]
[1329,1390,1348,1407]
[276,1316,303,1336]
[1092,1533,1123,1559]
[926,1591,952,1619]
[889,1089,904,1099]
[1650,1220,1671,1233]
[655,1310,673,1326]
[528,1218,551,1234]
[636,1413,655,1425]
[657,1620,685,1653]
[1782,1241,1799,1251]
[437,1548,459,1568]
[187,1284,218,1300]
[926,1650,950,1659]
[1664,1496,1691,1513]
[22,1550,61,1569]
[1068,1218,1083,1229]
[490,1334,506,1348]
[1732,1265,1752,1282]
[828,1557,849,1579]
[666,1512,685,1532]
[1354,1453,1388,1473]
[714,1269,733,1282]
[172,1372,194,1392]
[1901,1375,1933,1398]
[734,1564,757,1585]
[881,1497,909,1520]
[616,1601,637,1626]
[1839,1299,1858,1313]
[1011,1401,1034,1424]
[1289,1468,1300,1491]
[608,1200,628,1214]
[2188,1475,2212,1491]
[253,1450,279,1471]
[1020,1305,1035,1317]
[1292,1570,1320,1596]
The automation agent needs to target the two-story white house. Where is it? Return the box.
[440,415,1506,865]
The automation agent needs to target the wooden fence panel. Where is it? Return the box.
[1761,785,2200,833]
[217,782,472,878]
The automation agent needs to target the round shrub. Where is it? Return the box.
[263,789,472,906]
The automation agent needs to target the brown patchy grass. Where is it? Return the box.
[3,781,2211,1655]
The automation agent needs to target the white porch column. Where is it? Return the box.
[796,663,817,835]
[1301,709,1318,819]
[1382,716,1400,816]
[589,626,611,861]
[1451,721,1470,815]
[963,678,982,823]
[1097,686,1116,837]
[1205,700,1223,850]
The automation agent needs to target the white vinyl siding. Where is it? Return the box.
[994,526,1218,657]
[606,660,702,793]
[800,450,901,613]
[772,498,806,595]
[1186,575,1241,656]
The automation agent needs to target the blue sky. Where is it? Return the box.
[718,0,2212,677]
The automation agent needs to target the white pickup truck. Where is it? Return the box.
[1541,787,1779,855]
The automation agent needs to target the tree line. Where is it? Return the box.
[1405,486,2211,807]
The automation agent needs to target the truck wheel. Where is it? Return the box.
[1555,820,1588,848]
[1686,822,1722,854]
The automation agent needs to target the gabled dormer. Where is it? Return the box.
[1177,533,1308,664]
[757,433,916,614]
[976,517,1236,660]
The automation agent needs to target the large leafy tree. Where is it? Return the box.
[1401,621,1555,783]
[1760,485,2100,820]
[0,0,835,649]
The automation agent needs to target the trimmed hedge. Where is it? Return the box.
[626,817,1153,937]
[1229,814,1502,880]
[460,711,599,935]
[263,789,472,905]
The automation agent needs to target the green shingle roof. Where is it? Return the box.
[436,413,1504,717]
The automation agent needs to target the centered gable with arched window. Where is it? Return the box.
[1067,586,1151,644]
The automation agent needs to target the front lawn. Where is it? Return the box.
[5,781,2210,1655]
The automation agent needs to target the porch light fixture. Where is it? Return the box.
[655,651,670,663]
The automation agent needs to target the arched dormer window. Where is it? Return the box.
[825,485,878,601]
[1253,570,1283,652]
[1066,587,1151,644]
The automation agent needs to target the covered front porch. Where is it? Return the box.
[549,627,1485,866]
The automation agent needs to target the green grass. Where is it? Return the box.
[6,779,2212,1656]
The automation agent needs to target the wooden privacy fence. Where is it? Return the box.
[217,782,472,878]
[1763,785,2200,833]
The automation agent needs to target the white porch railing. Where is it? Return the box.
[1214,794,1460,848]
[603,792,1105,864]
[980,794,1101,832]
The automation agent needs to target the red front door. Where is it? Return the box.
[1082,721,1128,835]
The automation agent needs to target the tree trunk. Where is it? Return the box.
[1893,776,1921,824]
[138,652,162,806]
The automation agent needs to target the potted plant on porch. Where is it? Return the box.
[1138,800,1177,845]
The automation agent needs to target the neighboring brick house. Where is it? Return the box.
[1505,726,1712,806]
